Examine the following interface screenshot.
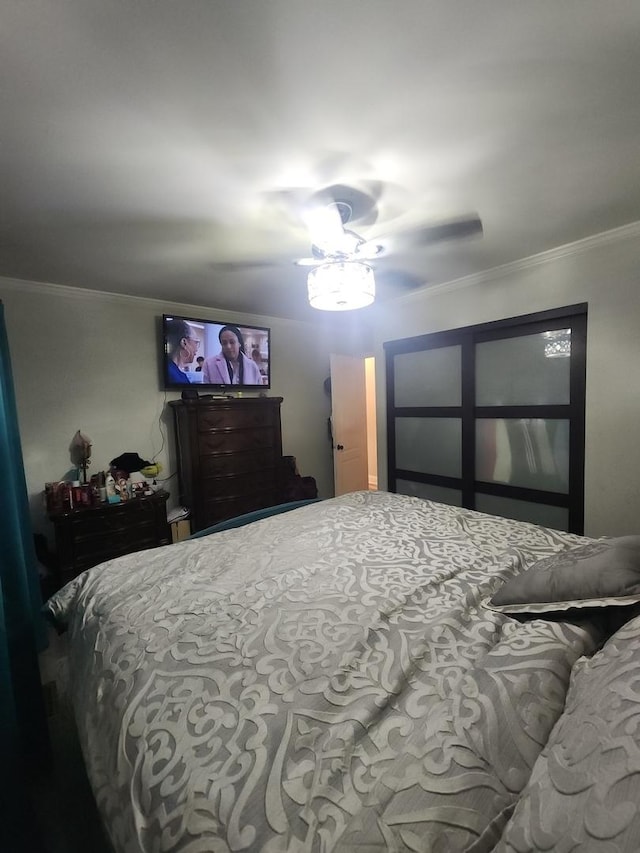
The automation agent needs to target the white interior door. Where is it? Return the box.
[330,354,369,495]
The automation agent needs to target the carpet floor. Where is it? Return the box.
[32,628,112,853]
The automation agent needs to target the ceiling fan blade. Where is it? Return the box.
[209,259,286,272]
[379,215,483,251]
[375,268,427,298]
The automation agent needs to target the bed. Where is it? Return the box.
[46,490,640,852]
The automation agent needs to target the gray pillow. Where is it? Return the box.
[488,535,640,615]
[493,613,640,852]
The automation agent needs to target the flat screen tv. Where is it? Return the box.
[162,314,271,391]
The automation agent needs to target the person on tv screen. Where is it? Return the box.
[251,347,268,379]
[166,318,199,383]
[202,325,263,386]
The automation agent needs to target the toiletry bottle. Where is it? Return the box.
[71,480,82,507]
[98,471,107,503]
[105,472,118,504]
[61,482,72,512]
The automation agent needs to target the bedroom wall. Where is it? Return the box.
[369,223,640,538]
[0,278,359,544]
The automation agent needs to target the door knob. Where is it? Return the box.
[336,443,344,451]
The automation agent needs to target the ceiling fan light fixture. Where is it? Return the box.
[307,262,375,311]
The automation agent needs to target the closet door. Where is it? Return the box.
[386,305,586,533]
[392,339,464,507]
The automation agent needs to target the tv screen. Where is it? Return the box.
[162,314,271,390]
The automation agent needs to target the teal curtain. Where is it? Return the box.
[0,301,48,850]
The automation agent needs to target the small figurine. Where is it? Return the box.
[69,429,92,483]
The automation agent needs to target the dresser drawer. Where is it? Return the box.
[198,427,277,455]
[198,448,279,477]
[197,406,278,432]
[200,468,277,497]
[200,488,281,528]
[72,527,158,570]
[69,500,157,536]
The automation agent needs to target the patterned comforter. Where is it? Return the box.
[47,491,624,852]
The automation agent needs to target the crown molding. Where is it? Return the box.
[399,219,640,302]
[0,276,147,305]
[2,218,639,314]
[0,276,308,329]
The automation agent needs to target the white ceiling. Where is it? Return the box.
[2,1,640,322]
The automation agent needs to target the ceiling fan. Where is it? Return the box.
[292,183,482,309]
[295,183,482,266]
[210,182,483,309]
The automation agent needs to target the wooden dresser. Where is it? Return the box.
[49,491,171,586]
[169,396,284,533]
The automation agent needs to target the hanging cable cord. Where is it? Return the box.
[149,390,177,486]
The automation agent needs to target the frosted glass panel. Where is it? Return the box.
[476,332,571,406]
[475,494,569,531]
[396,479,462,507]
[394,346,461,407]
[476,419,569,493]
[395,418,461,477]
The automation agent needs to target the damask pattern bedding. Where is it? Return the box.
[495,611,640,851]
[47,491,624,852]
